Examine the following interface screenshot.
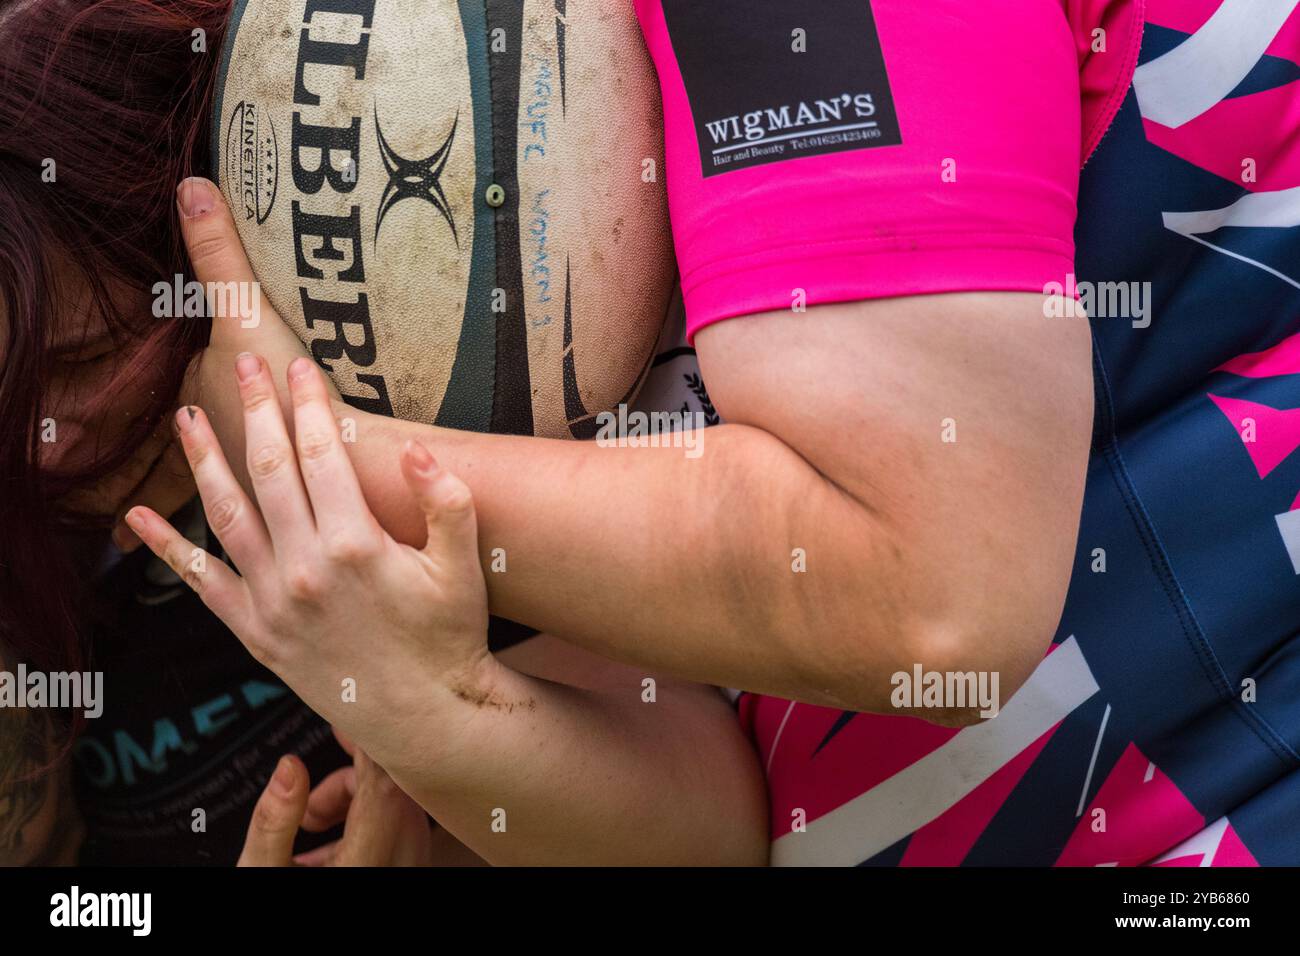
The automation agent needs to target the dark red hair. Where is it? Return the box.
[0,1,231,699]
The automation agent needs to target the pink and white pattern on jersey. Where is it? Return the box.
[744,638,1259,867]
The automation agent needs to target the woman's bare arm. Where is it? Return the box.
[401,633,768,866]
[174,179,1093,720]
[129,359,768,866]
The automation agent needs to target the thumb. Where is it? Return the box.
[237,755,310,867]
[333,748,407,866]
[175,176,271,345]
[401,440,481,568]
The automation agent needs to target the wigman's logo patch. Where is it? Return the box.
[660,0,901,177]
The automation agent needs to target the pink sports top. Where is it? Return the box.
[634,0,1138,341]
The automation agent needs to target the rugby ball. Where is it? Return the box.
[212,0,674,437]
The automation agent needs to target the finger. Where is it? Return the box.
[401,441,481,570]
[301,765,357,833]
[292,840,341,867]
[123,505,251,633]
[176,177,274,346]
[349,750,437,867]
[237,755,310,867]
[334,749,407,866]
[235,353,317,553]
[172,405,274,584]
[112,436,195,554]
[287,357,376,543]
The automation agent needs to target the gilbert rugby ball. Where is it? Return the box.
[212,0,674,437]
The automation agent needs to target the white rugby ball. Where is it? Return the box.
[213,0,674,437]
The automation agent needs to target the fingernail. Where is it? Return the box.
[406,440,436,474]
[175,406,196,432]
[288,356,313,383]
[272,756,295,796]
[123,508,145,534]
[177,177,215,219]
[235,352,260,383]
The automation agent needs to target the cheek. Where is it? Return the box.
[36,418,90,473]
[55,422,174,518]
[39,360,172,472]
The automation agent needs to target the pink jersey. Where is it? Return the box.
[638,0,1300,867]
[635,0,1139,341]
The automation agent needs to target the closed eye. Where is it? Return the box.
[49,335,116,365]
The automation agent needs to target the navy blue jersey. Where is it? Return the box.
[744,0,1300,866]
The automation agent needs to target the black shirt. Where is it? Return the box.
[73,500,533,865]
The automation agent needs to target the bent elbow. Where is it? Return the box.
[898,593,1065,728]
